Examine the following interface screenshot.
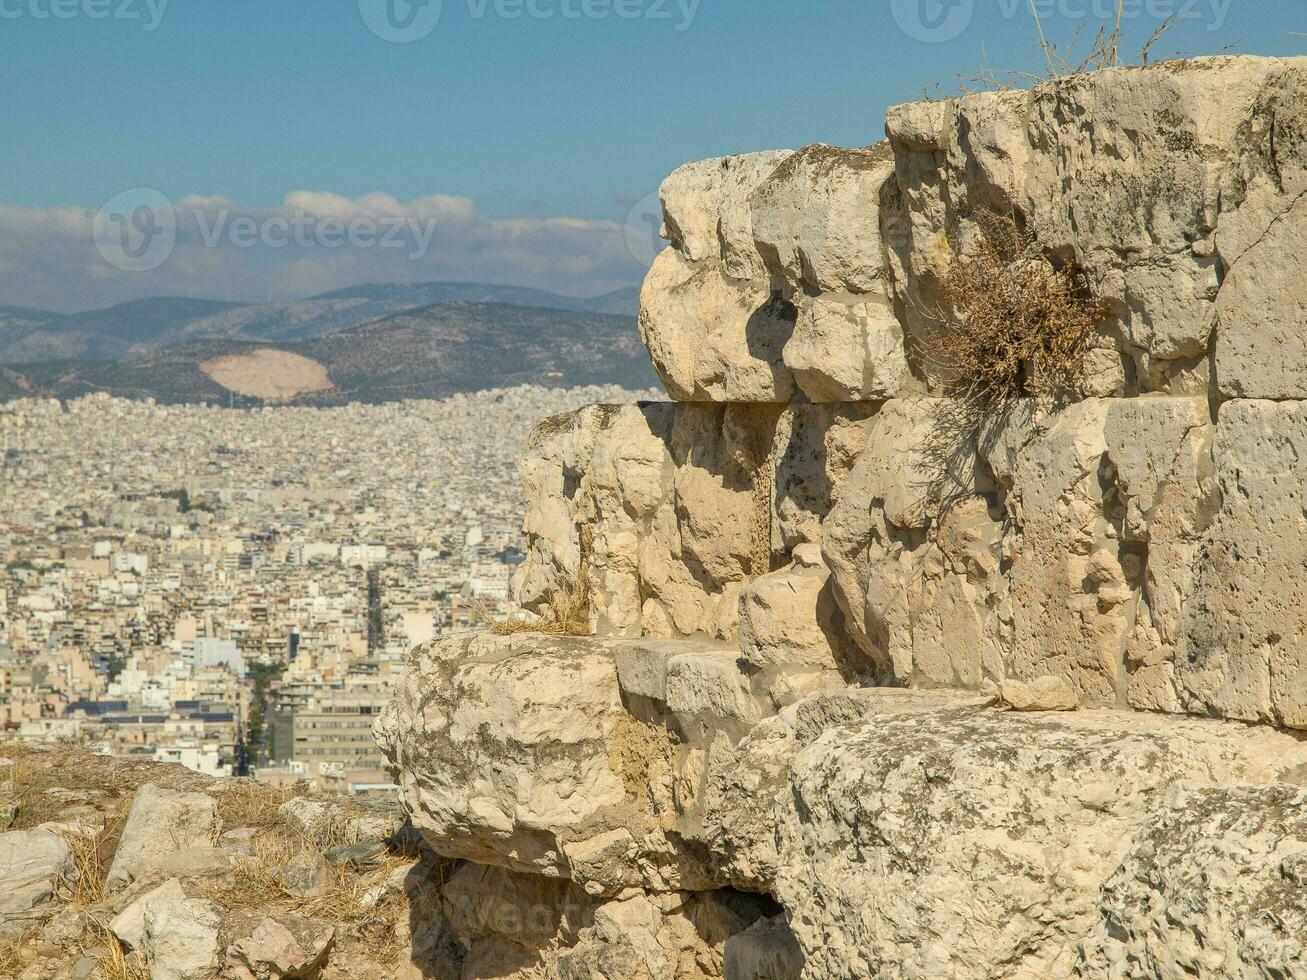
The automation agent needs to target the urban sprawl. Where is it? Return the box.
[0,384,653,793]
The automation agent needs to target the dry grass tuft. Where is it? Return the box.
[211,780,298,832]
[300,855,414,965]
[924,210,1101,406]
[0,929,40,978]
[94,926,148,980]
[58,805,129,908]
[938,0,1209,96]
[475,535,592,637]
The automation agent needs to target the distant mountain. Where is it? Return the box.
[0,302,660,406]
[0,298,245,364]
[0,282,641,364]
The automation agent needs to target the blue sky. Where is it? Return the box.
[1,0,1302,311]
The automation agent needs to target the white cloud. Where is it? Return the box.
[0,190,650,312]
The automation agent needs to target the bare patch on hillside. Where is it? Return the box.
[200,348,334,402]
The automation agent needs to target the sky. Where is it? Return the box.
[1,0,1302,312]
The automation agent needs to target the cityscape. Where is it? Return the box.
[0,383,654,792]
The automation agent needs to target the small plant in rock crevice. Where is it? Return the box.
[923,209,1102,408]
[475,530,593,637]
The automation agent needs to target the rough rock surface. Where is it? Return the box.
[107,782,222,891]
[821,398,1005,688]
[110,878,189,951]
[1175,399,1307,728]
[0,825,74,940]
[376,632,705,895]
[642,144,917,403]
[142,897,223,980]
[885,57,1307,396]
[1079,783,1307,978]
[513,401,874,642]
[224,914,336,980]
[775,708,1307,980]
[370,54,1307,980]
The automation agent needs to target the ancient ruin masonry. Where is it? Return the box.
[378,56,1307,978]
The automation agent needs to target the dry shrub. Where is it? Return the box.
[926,210,1101,406]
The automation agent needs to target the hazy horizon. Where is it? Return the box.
[4,1,1303,312]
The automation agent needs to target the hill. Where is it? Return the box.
[0,282,641,364]
[0,301,660,405]
[0,298,244,364]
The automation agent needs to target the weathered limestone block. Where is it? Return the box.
[645,142,919,403]
[1079,783,1307,978]
[737,553,839,672]
[1000,675,1078,712]
[775,707,1307,980]
[0,825,75,940]
[1214,192,1307,399]
[769,404,876,553]
[142,897,223,980]
[640,250,798,402]
[643,151,801,402]
[378,631,920,908]
[885,57,1307,393]
[514,401,875,642]
[784,294,910,403]
[107,783,222,891]
[1177,400,1307,728]
[1213,60,1307,398]
[110,878,188,951]
[375,632,699,896]
[822,398,1005,687]
[659,151,794,281]
[749,143,895,296]
[694,689,991,894]
[984,397,1212,708]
